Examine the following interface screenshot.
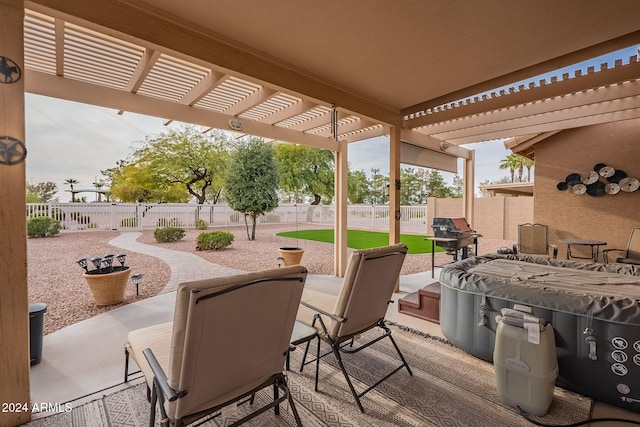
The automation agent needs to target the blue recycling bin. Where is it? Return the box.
[29,303,47,366]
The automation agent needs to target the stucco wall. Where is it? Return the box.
[426,196,533,240]
[534,119,640,261]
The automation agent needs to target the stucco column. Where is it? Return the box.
[0,0,30,425]
[389,125,401,291]
[334,139,348,276]
[463,149,475,227]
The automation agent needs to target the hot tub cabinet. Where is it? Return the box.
[439,254,640,413]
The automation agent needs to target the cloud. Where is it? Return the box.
[25,94,513,202]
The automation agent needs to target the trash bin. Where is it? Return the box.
[494,308,558,416]
[29,303,47,366]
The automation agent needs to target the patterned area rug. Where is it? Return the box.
[25,324,592,426]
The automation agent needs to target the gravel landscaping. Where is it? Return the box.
[28,224,514,335]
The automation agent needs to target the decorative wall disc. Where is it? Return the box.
[581,171,598,184]
[598,166,615,178]
[0,56,22,84]
[607,170,627,183]
[605,183,620,195]
[573,183,587,194]
[0,136,27,165]
[586,181,605,197]
[566,173,581,186]
[619,177,640,192]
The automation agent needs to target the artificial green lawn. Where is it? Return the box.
[275,229,444,255]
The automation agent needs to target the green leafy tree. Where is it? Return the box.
[499,154,521,183]
[347,169,370,204]
[225,138,279,240]
[274,143,334,205]
[108,127,229,203]
[424,169,453,198]
[400,167,425,204]
[26,181,58,203]
[368,168,389,204]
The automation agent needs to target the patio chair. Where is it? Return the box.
[603,227,640,265]
[124,265,307,427]
[512,223,558,258]
[296,243,412,413]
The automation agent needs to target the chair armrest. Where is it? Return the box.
[602,248,625,264]
[143,348,182,402]
[548,244,558,259]
[300,300,346,323]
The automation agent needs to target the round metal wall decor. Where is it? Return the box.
[619,177,640,192]
[0,136,27,165]
[0,56,22,84]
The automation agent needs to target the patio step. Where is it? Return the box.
[398,282,441,324]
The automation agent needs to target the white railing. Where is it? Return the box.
[26,203,428,234]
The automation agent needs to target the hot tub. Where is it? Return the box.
[439,254,640,413]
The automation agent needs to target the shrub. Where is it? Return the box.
[197,231,234,251]
[195,219,208,229]
[157,217,182,227]
[154,227,186,243]
[27,216,61,238]
[120,217,138,227]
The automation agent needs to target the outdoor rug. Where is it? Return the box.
[25,324,592,426]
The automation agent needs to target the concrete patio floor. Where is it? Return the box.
[26,232,640,425]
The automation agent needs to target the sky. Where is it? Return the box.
[24,93,512,202]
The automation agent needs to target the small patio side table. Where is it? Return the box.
[287,321,319,372]
[559,239,607,262]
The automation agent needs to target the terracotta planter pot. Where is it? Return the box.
[83,267,131,306]
[277,247,304,266]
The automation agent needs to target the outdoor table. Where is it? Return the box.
[426,235,481,278]
[559,239,607,262]
[287,320,318,371]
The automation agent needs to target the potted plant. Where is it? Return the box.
[76,254,131,306]
[277,204,304,266]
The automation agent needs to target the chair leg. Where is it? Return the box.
[273,383,280,415]
[331,343,365,413]
[388,334,413,376]
[285,380,303,427]
[149,380,158,427]
[315,335,320,391]
[124,347,130,383]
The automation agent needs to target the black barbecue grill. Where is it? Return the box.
[427,217,481,278]
[431,217,475,252]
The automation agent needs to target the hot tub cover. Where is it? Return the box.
[439,254,640,325]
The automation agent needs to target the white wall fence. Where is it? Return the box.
[26,203,428,235]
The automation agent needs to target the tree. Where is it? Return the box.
[225,138,279,240]
[522,158,535,182]
[400,167,425,204]
[64,178,79,202]
[26,181,58,203]
[347,169,370,204]
[424,169,453,198]
[368,168,389,204]
[274,143,334,205]
[108,127,229,203]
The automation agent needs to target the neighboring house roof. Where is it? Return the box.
[479,182,534,197]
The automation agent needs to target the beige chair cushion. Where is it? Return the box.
[126,322,172,388]
[166,266,307,421]
[298,244,407,341]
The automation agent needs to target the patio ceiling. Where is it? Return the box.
[22,0,640,157]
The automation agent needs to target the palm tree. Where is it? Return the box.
[522,158,535,182]
[64,178,79,202]
[498,155,519,183]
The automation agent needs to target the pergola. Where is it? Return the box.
[2,1,640,424]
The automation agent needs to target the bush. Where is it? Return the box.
[120,217,138,227]
[27,216,61,238]
[195,219,208,229]
[197,231,234,251]
[154,227,186,242]
[157,217,182,227]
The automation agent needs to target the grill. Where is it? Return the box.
[431,217,476,258]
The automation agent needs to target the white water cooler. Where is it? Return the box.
[494,307,558,416]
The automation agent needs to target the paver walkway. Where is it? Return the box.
[108,232,245,293]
